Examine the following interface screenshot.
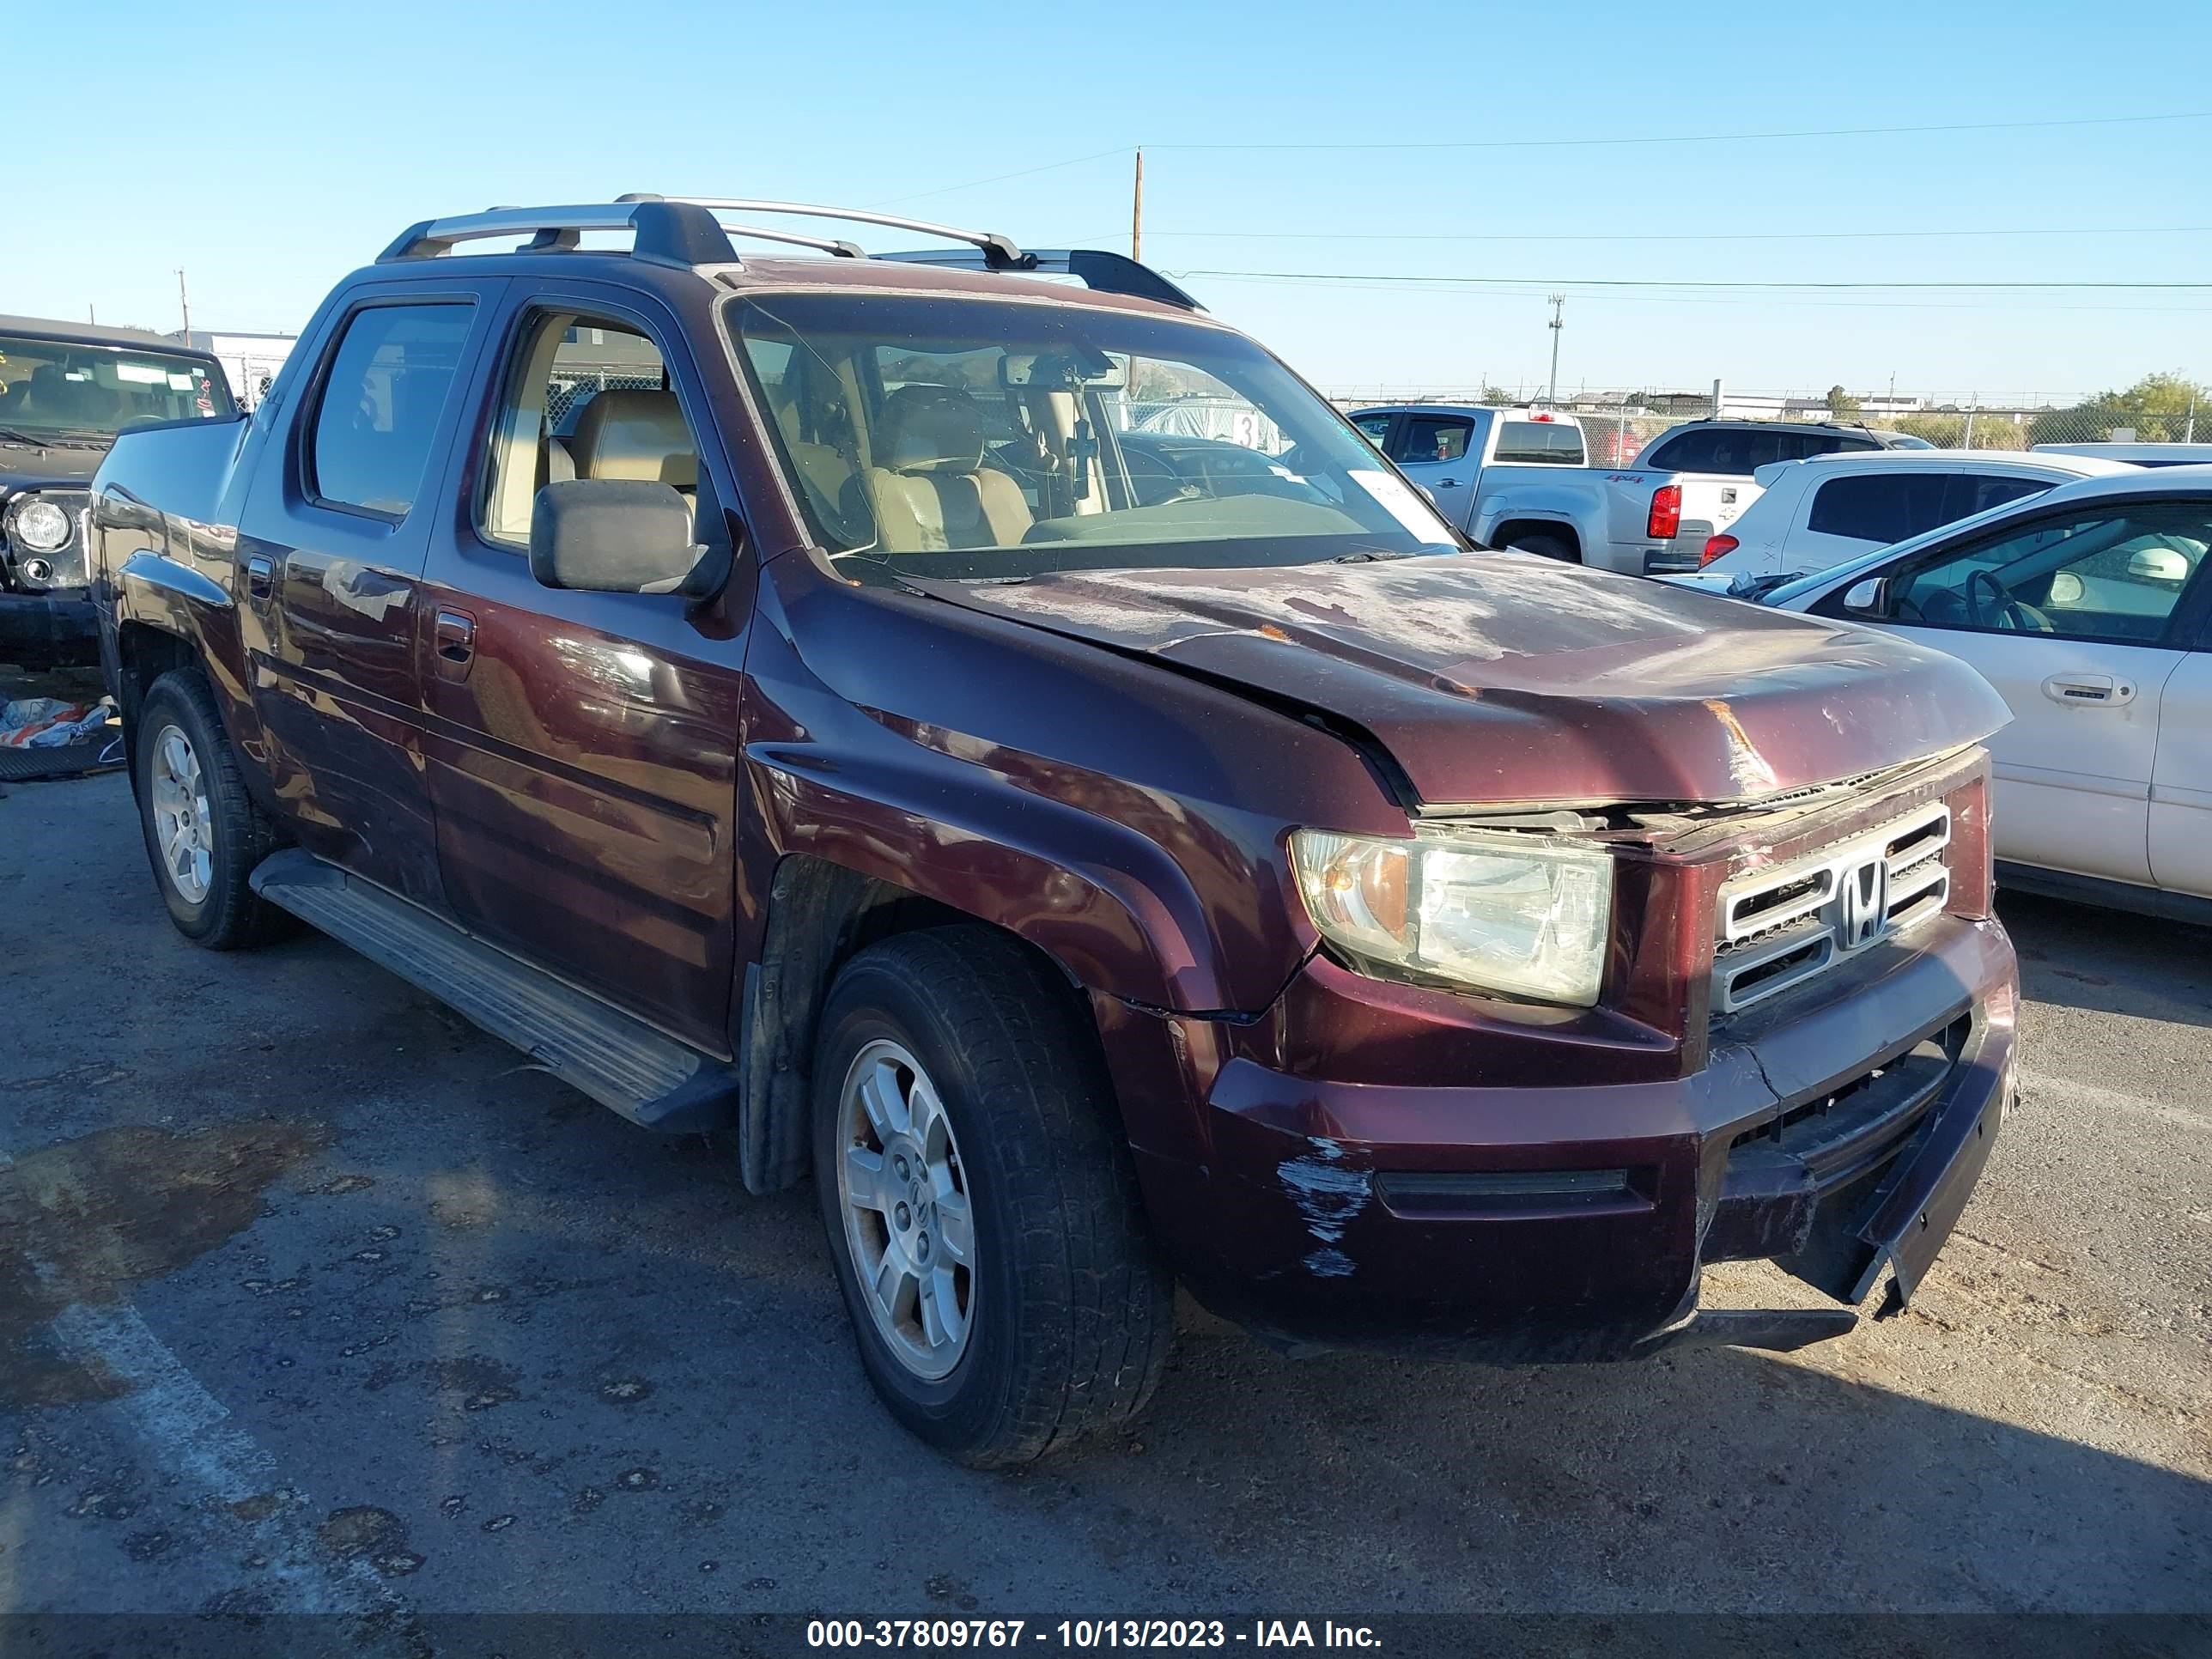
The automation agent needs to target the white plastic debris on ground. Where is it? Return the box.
[2,698,118,748]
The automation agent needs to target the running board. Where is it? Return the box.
[250,850,738,1133]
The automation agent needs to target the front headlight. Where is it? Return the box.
[1291,826,1613,1006]
[10,497,73,552]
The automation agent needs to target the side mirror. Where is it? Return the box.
[529,478,719,597]
[1841,576,1888,615]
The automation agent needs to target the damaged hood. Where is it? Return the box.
[915,555,2010,808]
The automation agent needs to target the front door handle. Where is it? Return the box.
[2041,672,2134,707]
[434,607,477,680]
[1436,477,1461,488]
[244,554,275,604]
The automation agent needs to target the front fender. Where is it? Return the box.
[739,559,1409,1016]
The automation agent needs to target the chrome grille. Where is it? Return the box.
[1712,802,1951,1014]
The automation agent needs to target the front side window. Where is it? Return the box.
[1887,503,2209,644]
[0,332,234,442]
[308,303,475,518]
[728,294,1458,579]
[479,310,696,545]
[1391,416,1472,465]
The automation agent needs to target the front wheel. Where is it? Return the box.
[811,927,1175,1467]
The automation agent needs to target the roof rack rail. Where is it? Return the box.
[376,197,1202,307]
[622,195,1028,270]
[872,247,1202,311]
[380,200,795,266]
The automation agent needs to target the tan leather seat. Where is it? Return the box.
[862,386,1031,552]
[569,389,697,488]
[766,380,858,525]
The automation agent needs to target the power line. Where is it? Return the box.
[865,108,2212,210]
[1177,270,2212,291]
[1178,272,2212,316]
[1150,109,2212,152]
[869,145,1132,208]
[1140,223,2212,246]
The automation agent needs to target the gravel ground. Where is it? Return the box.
[1,769,2206,1629]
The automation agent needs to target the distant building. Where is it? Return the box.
[167,328,298,408]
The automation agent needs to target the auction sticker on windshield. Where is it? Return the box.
[1348,469,1455,544]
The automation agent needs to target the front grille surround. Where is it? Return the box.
[1711,801,1951,1015]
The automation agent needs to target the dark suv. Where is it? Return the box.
[91,198,2020,1466]
[0,315,234,668]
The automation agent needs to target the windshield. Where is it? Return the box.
[0,333,235,441]
[726,293,1458,580]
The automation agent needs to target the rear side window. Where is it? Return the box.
[1809,471,2057,545]
[1390,416,1474,464]
[1790,432,1878,460]
[308,303,475,518]
[1352,413,1395,447]
[1494,421,1585,465]
[1647,427,1876,476]
[1808,473,1942,543]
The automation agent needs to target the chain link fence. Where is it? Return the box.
[1323,384,2206,464]
[544,369,671,431]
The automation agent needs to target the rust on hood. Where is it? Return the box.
[913,556,2011,808]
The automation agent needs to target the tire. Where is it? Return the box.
[136,670,292,950]
[811,926,1175,1467]
[1514,532,1580,563]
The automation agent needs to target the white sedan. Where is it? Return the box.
[1695,448,2133,581]
[1755,467,2212,921]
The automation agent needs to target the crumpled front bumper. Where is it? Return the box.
[1130,915,2017,1361]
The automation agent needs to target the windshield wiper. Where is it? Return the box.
[1329,547,1416,563]
[0,426,107,448]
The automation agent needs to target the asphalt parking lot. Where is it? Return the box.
[2,769,2207,1622]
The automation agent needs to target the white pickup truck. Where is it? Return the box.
[1352,406,1912,576]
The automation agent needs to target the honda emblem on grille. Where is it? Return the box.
[1837,856,1888,950]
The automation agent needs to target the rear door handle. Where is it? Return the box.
[1436,477,1461,488]
[2041,672,2134,707]
[244,554,275,603]
[434,607,477,680]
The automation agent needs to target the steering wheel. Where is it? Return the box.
[1964,568,2051,632]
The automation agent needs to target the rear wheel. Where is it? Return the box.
[1513,531,1579,563]
[135,671,291,949]
[811,926,1175,1467]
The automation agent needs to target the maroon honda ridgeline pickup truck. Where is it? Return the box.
[91,198,2018,1466]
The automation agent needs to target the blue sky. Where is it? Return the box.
[7,0,2209,401]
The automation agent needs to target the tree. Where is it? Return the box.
[1826,385,1862,421]
[2029,372,2208,446]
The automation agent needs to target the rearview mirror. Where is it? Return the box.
[1000,350,1129,391]
[1841,576,1888,614]
[529,479,718,597]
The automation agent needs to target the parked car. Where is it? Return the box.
[1346,403,1587,530]
[2031,441,2212,469]
[1754,467,2212,921]
[93,196,2019,1467]
[1694,449,2136,580]
[0,315,234,668]
[1355,410,1911,575]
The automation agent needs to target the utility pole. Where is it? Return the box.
[1544,295,1565,405]
[175,270,193,340]
[88,304,96,325]
[1131,149,1144,264]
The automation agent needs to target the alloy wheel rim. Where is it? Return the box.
[149,723,213,905]
[835,1036,976,1381]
